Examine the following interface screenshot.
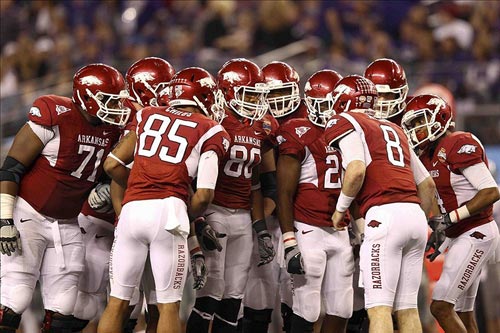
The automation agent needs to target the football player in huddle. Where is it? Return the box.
[277,68,357,333]
[402,94,500,333]
[364,58,409,126]
[0,63,129,333]
[97,67,230,333]
[325,75,436,333]
[186,58,276,333]
[72,56,177,333]
[240,61,302,333]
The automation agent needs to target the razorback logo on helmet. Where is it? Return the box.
[427,97,447,110]
[457,144,477,155]
[55,105,71,115]
[470,231,486,240]
[304,81,312,92]
[295,126,310,138]
[79,75,103,86]
[276,135,286,144]
[222,71,241,84]
[334,83,353,95]
[174,85,184,98]
[437,147,447,163]
[30,107,42,117]
[198,77,216,88]
[132,71,155,82]
[367,220,382,228]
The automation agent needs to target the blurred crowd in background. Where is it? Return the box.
[1,0,499,141]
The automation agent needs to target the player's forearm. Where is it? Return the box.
[417,176,436,217]
[341,160,365,198]
[190,188,214,217]
[464,187,500,217]
[277,194,295,233]
[250,188,265,222]
[110,180,125,216]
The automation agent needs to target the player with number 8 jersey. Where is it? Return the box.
[325,75,435,333]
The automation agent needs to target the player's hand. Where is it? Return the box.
[332,210,348,231]
[284,245,305,274]
[428,214,453,233]
[252,219,275,266]
[191,252,207,290]
[88,183,113,213]
[194,216,226,252]
[0,218,22,256]
[425,230,446,262]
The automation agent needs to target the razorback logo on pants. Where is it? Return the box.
[367,220,382,228]
[470,231,486,240]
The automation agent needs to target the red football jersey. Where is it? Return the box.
[80,199,115,224]
[212,111,274,209]
[420,131,493,238]
[324,112,420,217]
[123,106,230,205]
[278,118,342,227]
[18,95,121,219]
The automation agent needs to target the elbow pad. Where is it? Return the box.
[0,156,27,184]
[260,171,277,203]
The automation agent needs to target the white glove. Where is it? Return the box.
[88,183,113,213]
[0,218,22,256]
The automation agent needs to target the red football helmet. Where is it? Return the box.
[364,58,408,119]
[73,63,130,126]
[164,67,218,120]
[126,57,176,107]
[331,75,378,115]
[262,61,300,118]
[214,58,269,122]
[303,69,343,127]
[401,94,455,150]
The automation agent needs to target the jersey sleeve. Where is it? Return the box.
[446,134,485,171]
[200,124,231,160]
[28,97,56,127]
[277,121,306,161]
[324,115,355,147]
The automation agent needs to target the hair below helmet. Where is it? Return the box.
[401,94,454,150]
[215,58,269,122]
[364,58,408,119]
[73,63,130,126]
[126,57,176,107]
[262,61,301,118]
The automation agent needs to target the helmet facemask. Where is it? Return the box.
[228,83,269,122]
[401,108,451,150]
[373,84,408,119]
[305,93,335,127]
[266,81,300,118]
[88,89,131,126]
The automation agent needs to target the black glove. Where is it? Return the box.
[426,230,447,262]
[284,245,305,274]
[428,214,453,233]
[191,252,207,290]
[194,216,226,252]
[0,218,22,256]
[252,219,275,266]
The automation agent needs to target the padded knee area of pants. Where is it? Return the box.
[44,285,78,315]
[73,291,105,320]
[2,280,35,314]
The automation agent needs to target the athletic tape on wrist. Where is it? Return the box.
[282,231,297,249]
[336,191,355,213]
[0,193,15,219]
[450,205,470,223]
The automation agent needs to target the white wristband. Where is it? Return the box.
[0,193,16,219]
[336,192,355,213]
[449,205,470,223]
[282,231,297,249]
[107,153,127,167]
[188,235,201,255]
